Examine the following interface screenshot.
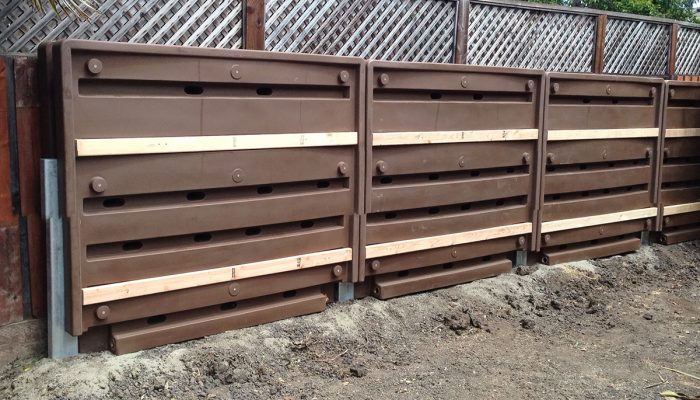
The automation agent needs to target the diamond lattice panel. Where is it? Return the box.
[0,0,243,54]
[676,27,700,76]
[467,3,596,72]
[265,0,458,63]
[603,18,669,76]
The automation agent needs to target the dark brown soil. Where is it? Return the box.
[1,243,698,400]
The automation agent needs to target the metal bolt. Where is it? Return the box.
[332,264,344,277]
[90,176,107,193]
[338,70,350,83]
[458,156,466,168]
[551,83,560,94]
[599,226,605,235]
[649,87,656,97]
[522,152,531,165]
[230,65,242,80]
[546,153,556,164]
[543,234,551,244]
[86,58,102,75]
[378,73,390,86]
[526,80,535,91]
[517,236,526,248]
[606,85,612,95]
[664,217,671,225]
[669,88,675,98]
[663,148,670,159]
[376,160,388,174]
[460,77,469,88]
[370,260,381,271]
[644,219,652,229]
[232,168,244,183]
[228,283,240,296]
[95,305,110,320]
[451,249,458,258]
[645,148,652,158]
[337,162,348,175]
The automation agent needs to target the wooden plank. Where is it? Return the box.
[372,129,538,146]
[665,128,700,138]
[365,222,532,259]
[82,247,352,305]
[76,132,358,157]
[663,202,700,216]
[547,128,659,141]
[669,24,678,78]
[541,207,658,233]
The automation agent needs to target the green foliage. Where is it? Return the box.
[29,0,95,18]
[533,0,700,23]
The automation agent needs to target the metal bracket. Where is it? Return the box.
[41,159,78,359]
[335,282,354,303]
[515,250,528,267]
[640,231,651,246]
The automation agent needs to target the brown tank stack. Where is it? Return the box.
[537,73,664,264]
[358,62,543,299]
[43,40,364,354]
[658,81,700,244]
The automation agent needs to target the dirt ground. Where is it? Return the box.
[1,242,698,400]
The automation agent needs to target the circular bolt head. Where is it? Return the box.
[232,168,244,183]
[551,83,560,94]
[644,218,652,229]
[332,264,344,277]
[546,153,556,164]
[451,249,458,258]
[337,162,348,175]
[96,305,110,320]
[230,65,242,80]
[664,217,671,225]
[599,226,605,235]
[460,77,469,88]
[606,85,612,95]
[602,148,608,160]
[543,234,551,244]
[228,283,240,297]
[522,152,531,165]
[376,160,388,174]
[378,73,390,86]
[526,80,535,91]
[517,236,526,247]
[86,58,103,75]
[649,87,656,97]
[90,176,108,193]
[458,156,466,168]
[338,70,350,83]
[669,89,676,98]
[370,260,381,271]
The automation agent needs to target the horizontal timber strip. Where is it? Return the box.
[541,207,658,233]
[76,132,358,157]
[364,222,532,259]
[663,202,700,216]
[547,128,659,141]
[82,248,352,305]
[372,129,538,146]
[665,128,700,138]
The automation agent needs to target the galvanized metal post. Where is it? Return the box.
[41,159,78,359]
[335,282,354,303]
[640,231,651,246]
[515,250,528,267]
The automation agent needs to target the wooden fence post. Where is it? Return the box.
[668,23,678,79]
[593,14,607,74]
[245,0,266,50]
[454,0,469,64]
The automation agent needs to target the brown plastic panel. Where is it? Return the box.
[537,73,664,261]
[541,236,641,265]
[361,61,544,296]
[658,81,700,242]
[110,287,328,355]
[50,40,365,335]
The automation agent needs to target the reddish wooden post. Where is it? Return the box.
[245,0,266,50]
[668,23,678,79]
[593,15,607,74]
